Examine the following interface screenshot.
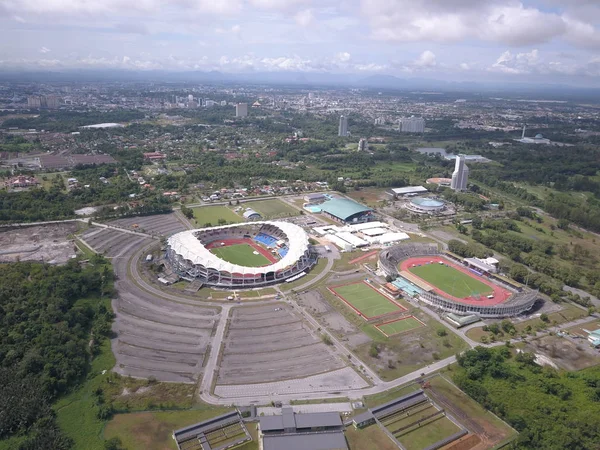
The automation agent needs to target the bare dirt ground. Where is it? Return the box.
[107,213,187,237]
[217,304,346,385]
[524,335,600,371]
[0,223,79,264]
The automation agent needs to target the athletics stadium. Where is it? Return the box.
[379,243,538,318]
[166,221,317,288]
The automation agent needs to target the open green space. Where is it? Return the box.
[409,263,492,298]
[210,243,271,267]
[331,282,402,318]
[104,407,231,450]
[377,316,424,336]
[397,415,460,450]
[192,206,242,226]
[345,423,400,450]
[245,199,299,218]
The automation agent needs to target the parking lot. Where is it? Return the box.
[107,213,187,236]
[80,227,151,258]
[217,304,345,385]
[112,291,217,383]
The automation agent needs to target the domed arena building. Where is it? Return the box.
[406,197,446,214]
[166,221,317,288]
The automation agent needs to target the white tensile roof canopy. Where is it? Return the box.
[167,221,310,276]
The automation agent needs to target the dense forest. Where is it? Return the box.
[472,145,600,232]
[0,256,114,449]
[454,346,600,450]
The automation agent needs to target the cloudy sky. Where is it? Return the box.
[1,0,600,85]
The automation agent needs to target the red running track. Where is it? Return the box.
[205,238,278,264]
[399,256,512,306]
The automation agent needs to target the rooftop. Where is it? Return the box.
[263,431,348,450]
[391,186,428,195]
[319,198,372,221]
[259,408,342,432]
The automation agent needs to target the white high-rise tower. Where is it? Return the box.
[338,115,348,137]
[450,154,469,191]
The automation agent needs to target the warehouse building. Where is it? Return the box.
[319,197,374,224]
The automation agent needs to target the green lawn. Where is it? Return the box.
[398,415,461,450]
[105,407,231,450]
[211,243,271,267]
[331,282,403,319]
[245,199,299,218]
[377,317,424,336]
[409,263,492,298]
[192,206,242,226]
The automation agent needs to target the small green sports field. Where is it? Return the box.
[331,282,404,319]
[210,244,271,267]
[376,316,424,336]
[409,263,492,298]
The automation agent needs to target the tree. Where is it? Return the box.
[471,216,483,229]
[436,329,448,337]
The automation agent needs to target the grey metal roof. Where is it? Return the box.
[263,432,348,450]
[259,415,285,432]
[352,411,374,424]
[295,412,342,429]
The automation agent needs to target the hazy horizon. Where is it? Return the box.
[1,0,600,87]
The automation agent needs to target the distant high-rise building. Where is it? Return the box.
[399,116,425,133]
[374,117,385,125]
[338,115,348,137]
[308,92,314,99]
[27,96,42,108]
[188,94,194,103]
[235,103,248,117]
[220,100,227,106]
[358,138,368,152]
[45,95,60,109]
[451,154,469,191]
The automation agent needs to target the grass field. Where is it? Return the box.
[210,243,271,267]
[376,317,424,336]
[246,199,299,218]
[192,206,242,226]
[399,415,461,450]
[104,407,231,450]
[330,282,403,319]
[409,263,492,298]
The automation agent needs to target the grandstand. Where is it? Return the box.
[166,221,317,288]
[379,243,538,318]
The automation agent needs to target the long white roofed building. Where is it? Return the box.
[166,221,317,288]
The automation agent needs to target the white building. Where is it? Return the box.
[235,103,248,117]
[338,115,348,137]
[358,138,368,151]
[451,154,469,191]
[399,116,425,133]
[188,94,194,103]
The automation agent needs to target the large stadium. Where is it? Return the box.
[166,221,317,288]
[379,243,538,318]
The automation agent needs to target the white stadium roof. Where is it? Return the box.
[167,221,310,275]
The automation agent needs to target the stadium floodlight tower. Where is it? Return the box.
[450,154,469,192]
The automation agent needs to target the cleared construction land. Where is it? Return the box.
[217,304,345,385]
[0,222,79,264]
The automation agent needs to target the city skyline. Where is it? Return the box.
[1,1,600,86]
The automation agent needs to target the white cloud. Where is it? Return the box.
[335,51,351,63]
[362,0,600,48]
[294,9,313,27]
[39,46,51,53]
[414,50,436,67]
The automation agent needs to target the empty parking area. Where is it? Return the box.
[80,227,151,258]
[107,213,187,236]
[217,304,345,385]
[112,291,217,383]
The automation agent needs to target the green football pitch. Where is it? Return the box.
[210,244,271,267]
[376,317,424,336]
[409,263,492,298]
[331,282,403,318]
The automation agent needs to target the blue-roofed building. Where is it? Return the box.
[319,197,374,224]
[583,328,600,347]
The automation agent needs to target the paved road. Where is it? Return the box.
[199,305,232,401]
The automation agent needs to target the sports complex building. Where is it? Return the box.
[379,243,538,318]
[166,221,317,288]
